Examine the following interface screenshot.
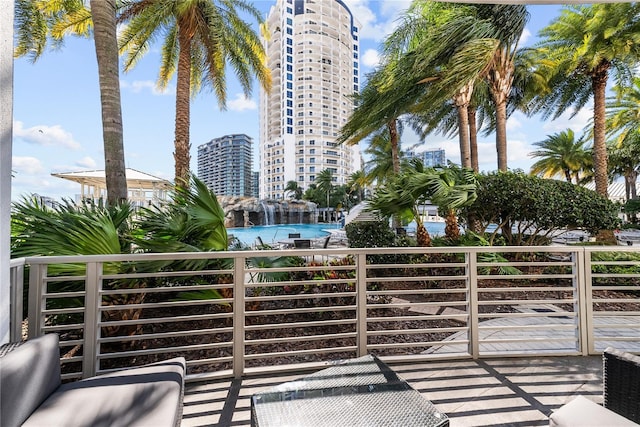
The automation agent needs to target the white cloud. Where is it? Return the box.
[12,156,44,174]
[13,121,81,150]
[506,116,523,131]
[76,156,97,168]
[361,49,380,68]
[120,79,171,96]
[344,0,409,42]
[520,28,532,46]
[228,93,257,112]
[542,107,592,136]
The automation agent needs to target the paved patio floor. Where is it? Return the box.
[181,354,603,427]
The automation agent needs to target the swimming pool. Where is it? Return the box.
[227,222,447,246]
[228,223,339,246]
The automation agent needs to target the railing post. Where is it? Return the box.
[28,263,46,339]
[356,253,367,356]
[468,250,479,358]
[10,262,24,342]
[83,261,101,378]
[575,248,591,355]
[233,255,246,378]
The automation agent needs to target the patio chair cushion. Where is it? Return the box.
[0,333,185,427]
[22,357,186,427]
[0,333,61,427]
[549,396,639,427]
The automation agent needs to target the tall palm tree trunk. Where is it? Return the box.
[91,0,127,204]
[468,106,479,172]
[489,51,514,172]
[592,65,609,198]
[388,119,401,229]
[494,96,508,171]
[387,119,400,174]
[454,83,473,169]
[174,30,192,187]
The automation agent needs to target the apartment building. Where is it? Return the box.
[197,134,253,197]
[259,0,361,200]
[405,148,447,168]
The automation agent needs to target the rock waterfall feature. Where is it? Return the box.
[218,197,318,228]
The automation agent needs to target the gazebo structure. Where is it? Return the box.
[52,168,172,207]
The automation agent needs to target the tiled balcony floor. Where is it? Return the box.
[182,355,603,427]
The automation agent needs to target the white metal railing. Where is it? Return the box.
[9,245,640,380]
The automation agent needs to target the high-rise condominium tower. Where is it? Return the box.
[259,0,360,200]
[197,134,253,197]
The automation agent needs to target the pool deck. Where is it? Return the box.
[181,354,603,427]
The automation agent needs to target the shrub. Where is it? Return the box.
[462,171,620,246]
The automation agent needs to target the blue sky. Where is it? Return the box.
[11,1,587,201]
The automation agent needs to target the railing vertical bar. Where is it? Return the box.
[468,250,479,358]
[356,253,367,356]
[10,263,24,342]
[83,261,101,378]
[580,248,594,355]
[27,263,45,339]
[233,255,246,378]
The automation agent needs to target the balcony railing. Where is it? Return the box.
[9,245,640,381]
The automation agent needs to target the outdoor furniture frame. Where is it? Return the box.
[603,347,640,423]
[549,347,640,426]
[0,333,185,427]
[251,354,449,427]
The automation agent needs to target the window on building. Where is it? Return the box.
[287,126,293,134]
[310,175,315,181]
[287,90,292,98]
[286,38,292,45]
[286,47,292,54]
[286,18,292,25]
[310,158,315,163]
[287,82,293,89]
[309,166,315,172]
[287,108,293,116]
[287,55,292,63]
[287,118,293,125]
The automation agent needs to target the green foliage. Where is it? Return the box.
[591,251,640,277]
[345,221,398,248]
[462,171,620,245]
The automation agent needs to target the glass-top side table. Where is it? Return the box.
[251,354,449,427]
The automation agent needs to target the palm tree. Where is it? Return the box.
[14,0,128,204]
[337,66,417,177]
[368,159,435,246]
[533,3,640,197]
[316,169,333,222]
[346,170,368,204]
[411,164,477,240]
[118,0,271,186]
[388,3,528,172]
[529,129,593,184]
[607,78,640,148]
[284,181,303,200]
[608,138,640,201]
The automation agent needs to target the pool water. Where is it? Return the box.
[227,222,446,246]
[228,223,340,246]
